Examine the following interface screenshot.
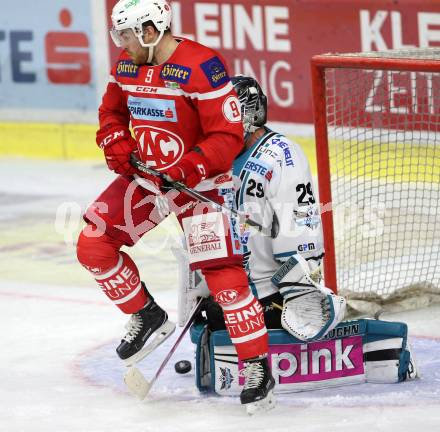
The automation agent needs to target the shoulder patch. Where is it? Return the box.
[116,60,139,78]
[271,136,295,167]
[200,56,229,88]
[160,63,192,84]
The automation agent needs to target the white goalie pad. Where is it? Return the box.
[172,238,209,327]
[191,318,418,396]
[272,253,346,341]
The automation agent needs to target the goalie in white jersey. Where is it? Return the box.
[230,75,346,339]
[193,75,346,342]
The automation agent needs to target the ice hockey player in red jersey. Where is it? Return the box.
[76,0,274,413]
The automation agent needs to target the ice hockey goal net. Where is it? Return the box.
[311,48,440,314]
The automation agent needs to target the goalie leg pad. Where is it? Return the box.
[400,342,418,381]
[173,240,210,327]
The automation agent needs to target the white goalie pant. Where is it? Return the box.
[272,253,347,342]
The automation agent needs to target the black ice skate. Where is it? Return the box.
[240,356,276,415]
[117,293,176,367]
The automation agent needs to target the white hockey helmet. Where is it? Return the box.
[110,0,172,49]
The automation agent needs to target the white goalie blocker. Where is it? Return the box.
[172,239,209,326]
[271,253,347,342]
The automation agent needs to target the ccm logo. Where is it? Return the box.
[215,289,238,305]
[100,130,125,148]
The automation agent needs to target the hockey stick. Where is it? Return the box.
[130,154,276,238]
[124,297,205,400]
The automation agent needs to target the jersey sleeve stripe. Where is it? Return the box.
[197,82,234,100]
[114,81,234,101]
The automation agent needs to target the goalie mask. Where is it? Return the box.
[231,75,268,137]
[110,0,172,63]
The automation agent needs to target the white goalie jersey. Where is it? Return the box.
[233,128,324,300]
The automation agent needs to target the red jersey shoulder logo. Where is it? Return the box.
[200,56,229,88]
[160,63,192,84]
[116,60,139,78]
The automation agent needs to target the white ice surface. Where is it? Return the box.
[1,158,440,432]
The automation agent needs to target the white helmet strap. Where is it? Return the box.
[137,28,165,63]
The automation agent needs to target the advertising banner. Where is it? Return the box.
[0,1,99,121]
[1,0,439,125]
[104,0,440,125]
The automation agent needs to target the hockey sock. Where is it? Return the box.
[77,228,148,313]
[94,251,148,313]
[221,292,269,360]
[203,265,269,360]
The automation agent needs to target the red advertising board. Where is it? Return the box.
[105,0,440,125]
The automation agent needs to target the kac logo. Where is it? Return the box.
[133,125,184,170]
[215,289,239,305]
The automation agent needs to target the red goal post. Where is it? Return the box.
[311,49,440,312]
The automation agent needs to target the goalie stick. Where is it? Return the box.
[130,154,277,238]
[124,297,205,400]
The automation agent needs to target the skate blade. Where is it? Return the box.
[124,366,151,400]
[245,390,276,416]
[124,320,176,367]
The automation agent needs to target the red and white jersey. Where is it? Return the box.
[98,38,244,176]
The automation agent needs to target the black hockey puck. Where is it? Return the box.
[174,360,192,374]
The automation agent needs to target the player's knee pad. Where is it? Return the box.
[76,225,123,274]
[202,264,249,306]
